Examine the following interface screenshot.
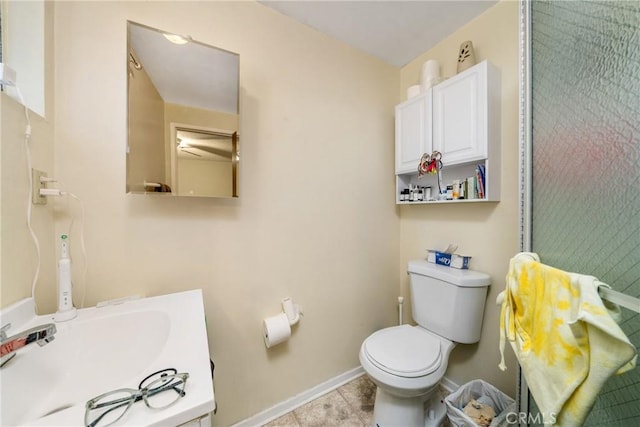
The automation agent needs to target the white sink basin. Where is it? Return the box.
[0,290,214,426]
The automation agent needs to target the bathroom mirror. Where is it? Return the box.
[126,21,239,197]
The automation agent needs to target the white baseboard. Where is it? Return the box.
[439,376,459,394]
[230,366,365,427]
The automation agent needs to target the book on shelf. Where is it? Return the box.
[466,176,477,199]
[475,164,485,199]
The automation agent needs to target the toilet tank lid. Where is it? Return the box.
[408,260,491,287]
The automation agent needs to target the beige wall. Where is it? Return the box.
[51,1,399,425]
[0,95,57,311]
[399,0,520,397]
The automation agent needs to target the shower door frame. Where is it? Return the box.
[517,0,533,424]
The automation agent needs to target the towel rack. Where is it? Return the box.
[598,287,640,314]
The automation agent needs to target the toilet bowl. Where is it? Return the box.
[359,260,491,427]
[359,325,455,426]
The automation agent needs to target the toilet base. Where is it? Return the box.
[423,393,447,427]
[370,387,446,427]
[370,387,427,427]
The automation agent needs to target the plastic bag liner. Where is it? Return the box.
[444,379,516,427]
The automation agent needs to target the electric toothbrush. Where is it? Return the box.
[55,233,77,322]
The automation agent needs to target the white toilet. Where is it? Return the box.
[359,260,490,427]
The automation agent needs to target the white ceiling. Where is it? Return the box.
[259,0,498,67]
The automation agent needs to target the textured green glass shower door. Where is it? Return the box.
[530,0,639,425]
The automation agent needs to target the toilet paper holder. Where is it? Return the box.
[281,297,302,325]
[263,297,303,349]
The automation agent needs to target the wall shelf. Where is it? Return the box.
[398,199,498,205]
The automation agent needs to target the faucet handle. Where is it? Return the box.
[0,323,11,342]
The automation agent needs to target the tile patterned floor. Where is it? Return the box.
[262,375,451,427]
[263,375,376,427]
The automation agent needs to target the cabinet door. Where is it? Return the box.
[432,62,487,165]
[395,92,432,174]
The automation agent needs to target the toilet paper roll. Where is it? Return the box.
[421,60,440,81]
[263,313,291,348]
[421,60,441,92]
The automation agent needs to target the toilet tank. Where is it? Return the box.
[408,260,490,344]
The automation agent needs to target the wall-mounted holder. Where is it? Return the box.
[281,297,302,325]
[263,297,303,348]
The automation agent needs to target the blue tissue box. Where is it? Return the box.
[427,250,471,269]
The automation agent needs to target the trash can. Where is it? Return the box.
[444,379,516,427]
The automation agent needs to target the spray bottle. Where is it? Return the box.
[54,234,77,322]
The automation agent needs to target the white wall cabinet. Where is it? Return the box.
[395,60,501,204]
[395,90,432,174]
[433,61,497,165]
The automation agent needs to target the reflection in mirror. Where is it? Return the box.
[172,125,238,197]
[126,21,239,197]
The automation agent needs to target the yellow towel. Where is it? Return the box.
[498,253,637,426]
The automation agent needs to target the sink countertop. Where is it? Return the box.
[0,289,215,426]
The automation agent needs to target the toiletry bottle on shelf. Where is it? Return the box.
[424,186,432,201]
[412,184,419,202]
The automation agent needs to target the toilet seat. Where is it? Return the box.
[363,325,442,378]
